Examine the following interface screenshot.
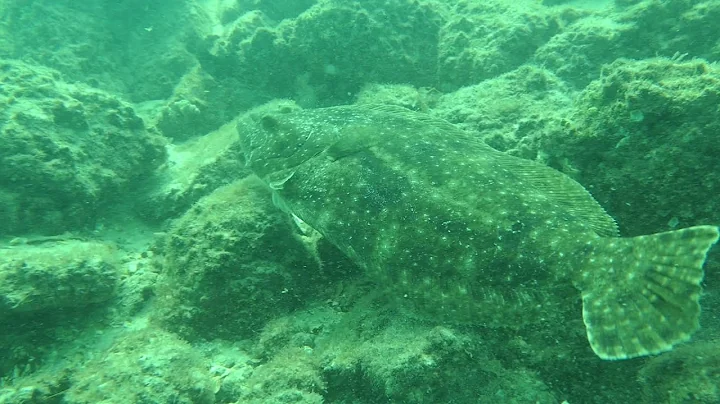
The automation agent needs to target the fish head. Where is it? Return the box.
[237,110,336,188]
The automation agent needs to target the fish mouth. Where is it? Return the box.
[267,170,296,190]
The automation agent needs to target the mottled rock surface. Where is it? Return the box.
[154,177,324,340]
[0,60,166,235]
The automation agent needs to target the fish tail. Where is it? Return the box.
[580,225,719,360]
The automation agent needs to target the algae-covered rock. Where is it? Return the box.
[0,0,206,102]
[235,346,325,404]
[430,65,573,153]
[534,0,720,89]
[232,0,317,22]
[438,0,561,90]
[0,60,167,236]
[0,371,73,404]
[141,99,299,224]
[0,239,118,316]
[0,238,121,383]
[63,328,215,404]
[154,176,323,340]
[539,58,720,235]
[355,83,441,112]
[248,306,560,403]
[639,341,720,403]
[153,64,270,142]
[205,0,444,106]
[615,0,720,64]
[533,14,635,88]
[141,119,248,223]
[156,71,216,141]
[0,326,216,404]
[326,323,558,403]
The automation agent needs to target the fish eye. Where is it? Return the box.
[260,115,280,132]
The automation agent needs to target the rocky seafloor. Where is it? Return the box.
[1,0,719,403]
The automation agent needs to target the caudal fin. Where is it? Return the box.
[580,225,719,360]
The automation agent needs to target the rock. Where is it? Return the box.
[639,341,720,403]
[64,328,215,404]
[0,239,118,316]
[153,176,323,340]
[0,60,167,236]
[540,58,720,235]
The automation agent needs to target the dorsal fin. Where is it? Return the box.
[359,103,414,115]
[341,105,617,236]
[327,105,463,160]
[495,154,619,237]
[360,104,479,137]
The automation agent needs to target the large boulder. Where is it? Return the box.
[0,239,118,317]
[539,58,720,235]
[153,177,324,340]
[0,60,167,236]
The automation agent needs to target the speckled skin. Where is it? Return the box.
[239,104,719,359]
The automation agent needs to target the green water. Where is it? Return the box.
[1,0,719,403]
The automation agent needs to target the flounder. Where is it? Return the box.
[238,104,719,360]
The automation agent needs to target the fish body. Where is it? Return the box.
[238,104,719,360]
